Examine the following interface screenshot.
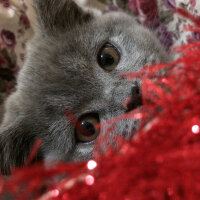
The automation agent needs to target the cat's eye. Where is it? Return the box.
[97,43,120,71]
[75,113,100,143]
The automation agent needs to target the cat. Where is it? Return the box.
[0,0,170,175]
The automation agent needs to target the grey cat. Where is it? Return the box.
[0,0,170,175]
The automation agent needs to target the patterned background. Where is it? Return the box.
[0,0,199,122]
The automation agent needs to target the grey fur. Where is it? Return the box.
[0,0,170,174]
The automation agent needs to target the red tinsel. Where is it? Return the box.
[1,8,200,200]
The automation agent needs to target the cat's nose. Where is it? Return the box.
[126,85,142,112]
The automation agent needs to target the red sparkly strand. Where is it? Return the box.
[176,8,200,26]
[25,139,42,166]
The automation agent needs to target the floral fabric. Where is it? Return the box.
[0,0,32,108]
[0,0,199,120]
[127,0,200,51]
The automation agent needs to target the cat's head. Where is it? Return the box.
[0,0,170,174]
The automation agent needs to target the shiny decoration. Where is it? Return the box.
[85,175,95,186]
[87,160,97,170]
[192,125,199,134]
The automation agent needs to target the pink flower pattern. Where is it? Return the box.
[127,0,200,50]
[1,29,16,48]
[0,1,30,97]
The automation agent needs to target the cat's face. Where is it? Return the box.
[0,0,170,174]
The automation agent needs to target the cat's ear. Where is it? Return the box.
[34,0,94,33]
[0,119,41,175]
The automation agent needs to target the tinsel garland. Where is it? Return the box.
[1,8,200,200]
